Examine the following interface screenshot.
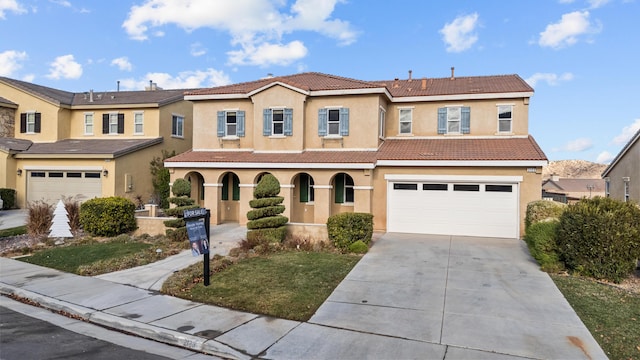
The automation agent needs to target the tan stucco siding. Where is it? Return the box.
[250,86,307,151]
[0,151,17,189]
[192,99,254,150]
[606,139,640,202]
[385,98,529,137]
[113,144,166,203]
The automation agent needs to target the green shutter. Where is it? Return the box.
[232,174,240,201]
[334,173,344,203]
[221,173,229,200]
[300,174,309,203]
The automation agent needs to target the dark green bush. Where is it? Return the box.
[80,197,137,237]
[166,227,188,242]
[525,200,566,230]
[556,197,640,283]
[523,220,563,272]
[165,204,199,217]
[247,205,286,221]
[327,212,373,251]
[167,196,196,207]
[172,178,191,197]
[246,174,288,244]
[0,188,17,209]
[348,240,369,254]
[163,218,185,228]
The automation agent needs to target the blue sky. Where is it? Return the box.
[1,0,639,163]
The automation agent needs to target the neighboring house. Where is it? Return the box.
[541,175,606,204]
[165,71,548,239]
[0,77,194,208]
[602,128,639,203]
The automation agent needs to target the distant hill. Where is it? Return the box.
[542,160,607,179]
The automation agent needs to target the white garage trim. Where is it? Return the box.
[386,175,521,238]
[26,169,102,205]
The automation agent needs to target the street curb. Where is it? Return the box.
[0,283,249,360]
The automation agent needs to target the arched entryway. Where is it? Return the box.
[330,172,354,217]
[291,172,315,223]
[220,172,240,222]
[185,172,205,207]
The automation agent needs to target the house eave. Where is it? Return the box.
[376,160,547,167]
[165,161,375,170]
[391,91,534,103]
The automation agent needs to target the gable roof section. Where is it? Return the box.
[602,128,640,177]
[0,138,32,152]
[542,178,605,193]
[0,96,18,108]
[14,138,163,159]
[0,76,75,106]
[166,136,547,169]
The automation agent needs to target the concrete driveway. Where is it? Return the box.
[266,233,606,359]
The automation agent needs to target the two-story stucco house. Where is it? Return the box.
[165,72,548,239]
[602,128,639,203]
[0,77,194,208]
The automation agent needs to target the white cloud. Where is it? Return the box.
[50,0,71,7]
[525,72,574,87]
[595,151,614,164]
[439,13,479,53]
[538,11,601,49]
[190,43,207,57]
[111,57,133,71]
[562,138,594,152]
[0,0,26,19]
[118,68,232,90]
[46,54,83,79]
[612,118,640,145]
[122,0,357,66]
[588,0,612,9]
[558,0,575,3]
[0,50,28,76]
[227,40,307,67]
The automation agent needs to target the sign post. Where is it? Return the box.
[183,208,211,286]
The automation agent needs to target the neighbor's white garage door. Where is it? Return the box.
[27,170,102,204]
[387,176,520,238]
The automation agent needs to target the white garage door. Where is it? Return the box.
[27,170,102,204]
[387,176,520,238]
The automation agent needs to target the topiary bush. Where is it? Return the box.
[164,178,196,242]
[523,220,563,273]
[0,188,17,209]
[80,197,137,237]
[556,197,640,283]
[327,212,373,251]
[246,174,288,245]
[171,178,191,197]
[525,200,566,231]
[348,240,369,254]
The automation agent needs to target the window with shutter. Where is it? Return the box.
[117,114,125,134]
[232,174,240,200]
[34,113,41,133]
[221,173,229,200]
[284,108,293,136]
[20,113,26,133]
[318,108,327,136]
[334,173,354,203]
[102,114,109,134]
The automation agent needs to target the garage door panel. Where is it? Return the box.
[27,171,102,204]
[388,181,518,238]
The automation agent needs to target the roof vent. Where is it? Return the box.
[89,89,93,102]
[393,78,399,88]
[408,70,412,81]
[450,66,455,80]
[421,78,427,90]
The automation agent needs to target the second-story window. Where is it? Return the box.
[438,106,470,134]
[318,108,349,137]
[624,179,630,202]
[84,113,94,135]
[102,113,124,134]
[20,112,41,133]
[134,112,144,134]
[604,178,610,197]
[498,105,513,133]
[263,108,293,136]
[217,110,246,137]
[399,108,412,134]
[172,115,184,137]
[379,107,386,139]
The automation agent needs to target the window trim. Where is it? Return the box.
[26,112,36,133]
[327,108,341,136]
[318,107,349,137]
[172,114,184,138]
[604,177,610,197]
[399,107,413,135]
[133,111,144,135]
[109,113,119,134]
[335,173,355,204]
[379,107,386,139]
[84,112,94,135]
[624,178,630,202]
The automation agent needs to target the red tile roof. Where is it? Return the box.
[185,72,533,98]
[166,136,547,166]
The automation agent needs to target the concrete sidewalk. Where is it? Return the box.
[0,209,28,230]
[0,231,607,359]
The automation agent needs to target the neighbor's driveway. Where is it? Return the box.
[266,233,607,359]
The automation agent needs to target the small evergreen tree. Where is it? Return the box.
[246,174,288,245]
[150,150,176,209]
[163,178,198,241]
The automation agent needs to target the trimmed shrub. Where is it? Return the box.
[172,178,191,197]
[163,218,185,228]
[26,200,53,237]
[525,200,566,230]
[246,174,288,244]
[523,220,563,272]
[80,197,137,237]
[165,204,199,217]
[327,212,373,251]
[166,227,188,242]
[556,197,640,283]
[167,196,195,207]
[348,240,369,254]
[0,188,17,209]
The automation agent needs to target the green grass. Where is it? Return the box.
[0,226,27,237]
[163,251,360,321]
[19,240,152,273]
[551,274,640,360]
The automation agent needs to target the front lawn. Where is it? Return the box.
[551,274,640,360]
[163,251,360,321]
[0,226,27,238]
[18,235,187,275]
